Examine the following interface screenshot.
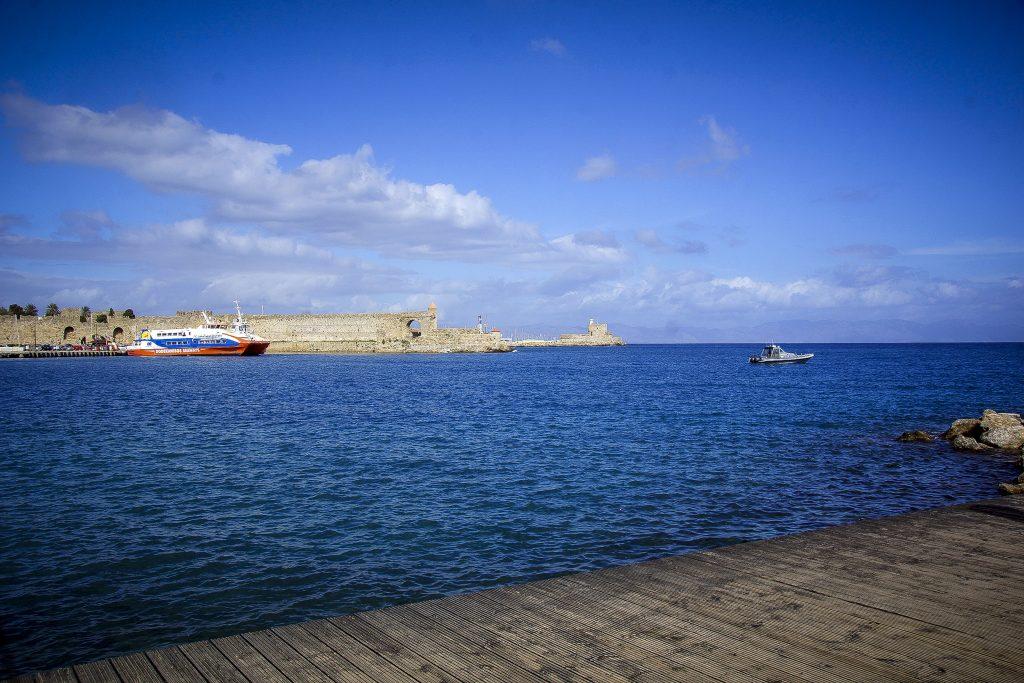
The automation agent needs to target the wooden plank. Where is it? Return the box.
[675,554,1024,671]
[210,635,289,683]
[356,608,550,683]
[408,598,637,683]
[108,652,162,683]
[34,669,78,683]
[145,646,204,681]
[485,577,809,683]
[732,520,1024,615]
[443,587,738,683]
[698,542,1022,648]
[330,615,467,683]
[569,555,1022,683]
[71,660,117,683]
[179,641,249,682]
[427,594,650,683]
[239,630,336,683]
[270,623,376,683]
[508,575,854,683]
[298,620,421,683]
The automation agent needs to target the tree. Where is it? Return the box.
[122,309,136,319]
[107,307,115,318]
[0,306,7,316]
[8,304,24,316]
[95,313,108,323]
[24,304,38,316]
[79,306,91,323]
[45,303,60,317]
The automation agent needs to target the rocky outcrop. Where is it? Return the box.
[941,418,981,440]
[980,409,1022,431]
[998,473,1024,496]
[940,410,1022,452]
[937,410,1024,495]
[951,435,993,452]
[980,425,1024,450]
[896,430,934,443]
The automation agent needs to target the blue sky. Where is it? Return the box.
[1,0,1021,341]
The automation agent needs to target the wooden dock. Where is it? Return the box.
[0,350,125,359]
[10,496,1024,682]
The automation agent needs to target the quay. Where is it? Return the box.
[10,496,1024,682]
[0,350,125,359]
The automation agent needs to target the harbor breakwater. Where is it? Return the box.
[510,319,624,347]
[0,303,510,354]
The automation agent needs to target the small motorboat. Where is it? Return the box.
[749,344,813,364]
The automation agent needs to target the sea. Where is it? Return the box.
[1,343,1021,676]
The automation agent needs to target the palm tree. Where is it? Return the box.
[24,304,38,316]
[79,306,91,323]
[8,304,24,316]
[45,303,60,317]
[107,307,115,318]
[122,309,136,319]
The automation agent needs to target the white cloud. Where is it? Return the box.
[678,116,749,171]
[701,115,748,163]
[575,154,617,182]
[2,94,613,263]
[547,230,628,264]
[529,37,566,57]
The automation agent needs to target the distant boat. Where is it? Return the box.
[749,344,813,364]
[124,301,269,357]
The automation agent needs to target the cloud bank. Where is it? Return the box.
[1,94,622,263]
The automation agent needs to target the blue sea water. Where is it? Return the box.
[0,343,1021,676]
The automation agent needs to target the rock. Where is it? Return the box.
[979,425,1024,450]
[941,418,981,440]
[897,430,934,443]
[998,482,1024,495]
[951,435,993,452]
[980,409,1023,431]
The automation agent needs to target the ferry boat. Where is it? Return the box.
[749,343,813,364]
[124,302,270,357]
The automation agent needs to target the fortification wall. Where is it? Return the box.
[0,304,509,354]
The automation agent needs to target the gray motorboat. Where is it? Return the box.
[749,344,813,364]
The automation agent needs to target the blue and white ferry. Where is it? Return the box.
[125,302,269,356]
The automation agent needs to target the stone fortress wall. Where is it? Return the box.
[510,319,624,347]
[0,303,510,354]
